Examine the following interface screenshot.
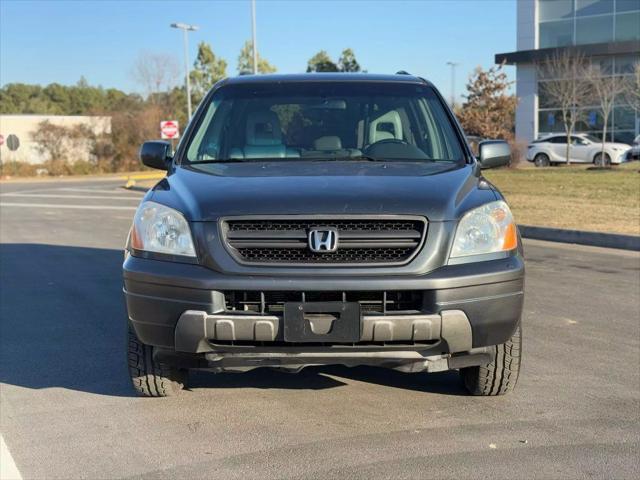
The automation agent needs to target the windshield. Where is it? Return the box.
[184,81,465,164]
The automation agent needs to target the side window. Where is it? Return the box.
[571,136,586,145]
[551,136,566,144]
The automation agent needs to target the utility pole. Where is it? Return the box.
[251,0,258,74]
[446,61,459,108]
[171,22,199,119]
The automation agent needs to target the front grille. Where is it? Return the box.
[222,217,427,265]
[224,290,424,315]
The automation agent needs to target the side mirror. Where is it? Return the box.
[139,141,172,170]
[478,140,511,169]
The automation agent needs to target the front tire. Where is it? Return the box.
[460,323,521,396]
[128,324,187,397]
[593,152,611,166]
[534,153,550,167]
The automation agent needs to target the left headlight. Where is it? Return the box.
[130,201,196,257]
[450,200,517,259]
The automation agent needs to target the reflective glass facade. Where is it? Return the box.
[538,54,640,144]
[536,1,640,144]
[539,0,640,48]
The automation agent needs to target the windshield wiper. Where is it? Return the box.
[189,159,247,164]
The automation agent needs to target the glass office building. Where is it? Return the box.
[497,0,640,144]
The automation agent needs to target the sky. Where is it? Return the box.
[0,0,517,103]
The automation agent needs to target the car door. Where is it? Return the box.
[549,136,567,162]
[570,136,591,163]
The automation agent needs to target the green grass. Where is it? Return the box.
[484,162,640,236]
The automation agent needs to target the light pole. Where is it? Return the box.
[446,61,459,108]
[251,0,258,74]
[171,22,199,119]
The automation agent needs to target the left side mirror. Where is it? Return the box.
[139,141,172,170]
[478,140,511,169]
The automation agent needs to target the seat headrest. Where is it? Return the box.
[246,111,282,146]
[313,136,342,151]
[370,110,402,144]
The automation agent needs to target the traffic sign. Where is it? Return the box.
[161,121,180,140]
[6,134,20,151]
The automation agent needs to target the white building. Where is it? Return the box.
[0,115,111,164]
[496,0,640,144]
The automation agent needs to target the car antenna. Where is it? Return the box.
[396,70,411,75]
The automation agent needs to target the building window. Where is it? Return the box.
[540,20,574,47]
[576,0,614,17]
[576,15,614,44]
[539,0,574,21]
[616,0,640,13]
[615,12,640,41]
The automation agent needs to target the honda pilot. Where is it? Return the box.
[124,73,524,397]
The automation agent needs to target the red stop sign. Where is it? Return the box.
[160,121,180,140]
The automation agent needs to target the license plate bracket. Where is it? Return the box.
[284,302,361,343]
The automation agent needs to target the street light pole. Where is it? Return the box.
[446,61,459,108]
[171,22,199,119]
[251,0,258,74]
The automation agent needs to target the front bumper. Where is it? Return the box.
[123,253,524,364]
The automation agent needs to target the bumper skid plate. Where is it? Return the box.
[174,308,472,354]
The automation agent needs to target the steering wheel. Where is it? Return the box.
[369,138,408,146]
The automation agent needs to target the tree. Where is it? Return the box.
[190,42,227,105]
[536,51,591,165]
[624,62,640,112]
[306,50,339,72]
[586,68,627,167]
[131,51,180,101]
[237,40,276,75]
[338,48,361,72]
[458,64,517,141]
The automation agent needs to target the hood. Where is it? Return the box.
[149,161,496,222]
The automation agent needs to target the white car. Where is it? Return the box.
[526,133,631,167]
[631,135,640,160]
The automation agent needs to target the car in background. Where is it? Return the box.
[631,135,640,160]
[526,133,630,167]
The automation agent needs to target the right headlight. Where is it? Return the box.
[130,201,196,257]
[450,200,517,259]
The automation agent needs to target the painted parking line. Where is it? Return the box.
[0,193,143,200]
[58,187,141,194]
[0,434,22,480]
[0,202,137,211]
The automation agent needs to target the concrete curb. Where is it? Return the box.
[519,225,640,251]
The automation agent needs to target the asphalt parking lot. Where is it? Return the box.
[1,178,639,479]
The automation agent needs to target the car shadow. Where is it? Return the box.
[0,243,466,398]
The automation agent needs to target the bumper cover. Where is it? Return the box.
[124,253,524,353]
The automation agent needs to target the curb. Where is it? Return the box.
[519,225,640,251]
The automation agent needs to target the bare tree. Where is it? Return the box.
[131,51,180,101]
[537,51,591,165]
[624,62,640,112]
[586,67,627,167]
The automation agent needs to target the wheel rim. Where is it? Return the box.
[535,154,548,167]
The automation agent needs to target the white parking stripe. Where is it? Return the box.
[58,187,140,194]
[0,202,137,211]
[0,434,22,480]
[0,193,142,200]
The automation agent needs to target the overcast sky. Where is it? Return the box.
[0,0,517,101]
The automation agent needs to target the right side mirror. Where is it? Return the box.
[478,140,511,169]
[139,141,172,170]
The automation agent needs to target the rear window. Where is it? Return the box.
[183,81,465,164]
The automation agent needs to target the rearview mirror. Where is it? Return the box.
[139,141,172,170]
[478,140,511,169]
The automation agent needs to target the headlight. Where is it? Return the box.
[130,201,196,257]
[450,200,517,258]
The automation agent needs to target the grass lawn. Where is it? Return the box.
[484,162,640,236]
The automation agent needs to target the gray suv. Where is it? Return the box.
[124,73,523,397]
